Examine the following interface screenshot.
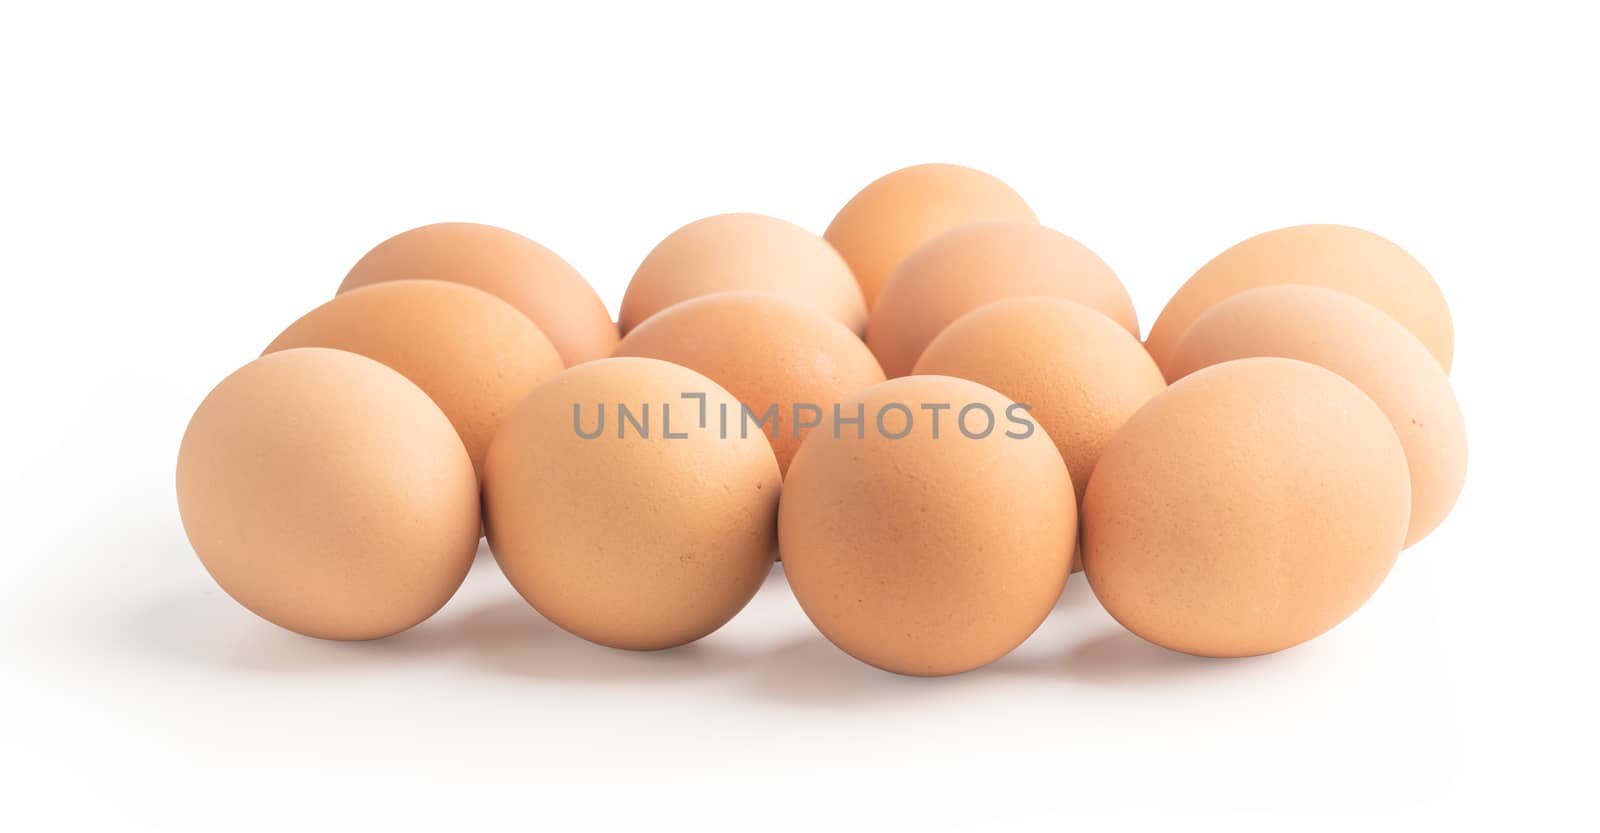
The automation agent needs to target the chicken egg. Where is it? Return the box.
[614,292,885,475]
[483,357,780,650]
[1145,224,1453,376]
[340,222,617,366]
[824,163,1036,308]
[1166,285,1466,547]
[176,348,480,640]
[265,279,563,477]
[1082,357,1411,657]
[914,296,1165,506]
[620,213,867,336]
[868,222,1137,377]
[779,375,1075,676]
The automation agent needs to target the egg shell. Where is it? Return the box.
[1166,285,1466,547]
[176,348,480,641]
[615,292,886,475]
[1082,357,1411,658]
[620,213,868,336]
[868,222,1138,378]
[264,279,564,478]
[824,163,1036,309]
[779,375,1076,676]
[339,222,617,366]
[483,357,780,651]
[1145,224,1453,376]
[914,296,1165,506]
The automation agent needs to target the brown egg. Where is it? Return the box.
[264,279,564,478]
[615,293,885,475]
[779,375,1075,676]
[483,357,780,650]
[176,348,479,640]
[1145,224,1453,377]
[914,297,1165,505]
[339,222,617,366]
[1082,357,1411,658]
[868,222,1138,378]
[1167,285,1466,547]
[824,163,1036,308]
[619,213,868,336]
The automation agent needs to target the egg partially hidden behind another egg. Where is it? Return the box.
[615,292,886,475]
[483,358,780,651]
[915,297,1165,504]
[1166,285,1466,547]
[339,222,618,366]
[1145,224,1453,376]
[780,375,1075,676]
[868,222,1138,378]
[177,348,480,641]
[264,279,564,478]
[1082,357,1411,658]
[620,213,868,336]
[825,163,1037,309]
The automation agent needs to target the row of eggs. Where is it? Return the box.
[176,163,1466,676]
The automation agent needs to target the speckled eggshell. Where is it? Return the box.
[1166,285,1466,547]
[779,375,1075,676]
[339,222,617,366]
[1145,224,1453,376]
[176,348,480,641]
[914,296,1165,504]
[824,163,1036,309]
[619,213,868,336]
[1082,357,1411,658]
[615,292,885,475]
[483,357,780,651]
[868,222,1138,377]
[264,279,564,478]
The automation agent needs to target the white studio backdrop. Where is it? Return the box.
[1,2,1595,831]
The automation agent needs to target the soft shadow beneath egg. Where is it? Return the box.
[111,585,464,675]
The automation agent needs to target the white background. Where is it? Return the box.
[3,2,1595,830]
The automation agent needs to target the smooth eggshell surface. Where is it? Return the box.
[615,292,886,475]
[339,222,618,366]
[1082,357,1411,658]
[1166,285,1466,547]
[483,358,780,651]
[1145,224,1453,376]
[265,279,564,478]
[176,348,480,641]
[620,213,868,336]
[914,296,1165,507]
[868,222,1138,378]
[824,163,1036,309]
[779,375,1076,676]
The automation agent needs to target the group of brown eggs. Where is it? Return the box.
[177,163,1466,677]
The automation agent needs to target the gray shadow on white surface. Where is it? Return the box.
[453,595,767,684]
[112,586,466,674]
[118,527,1289,690]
